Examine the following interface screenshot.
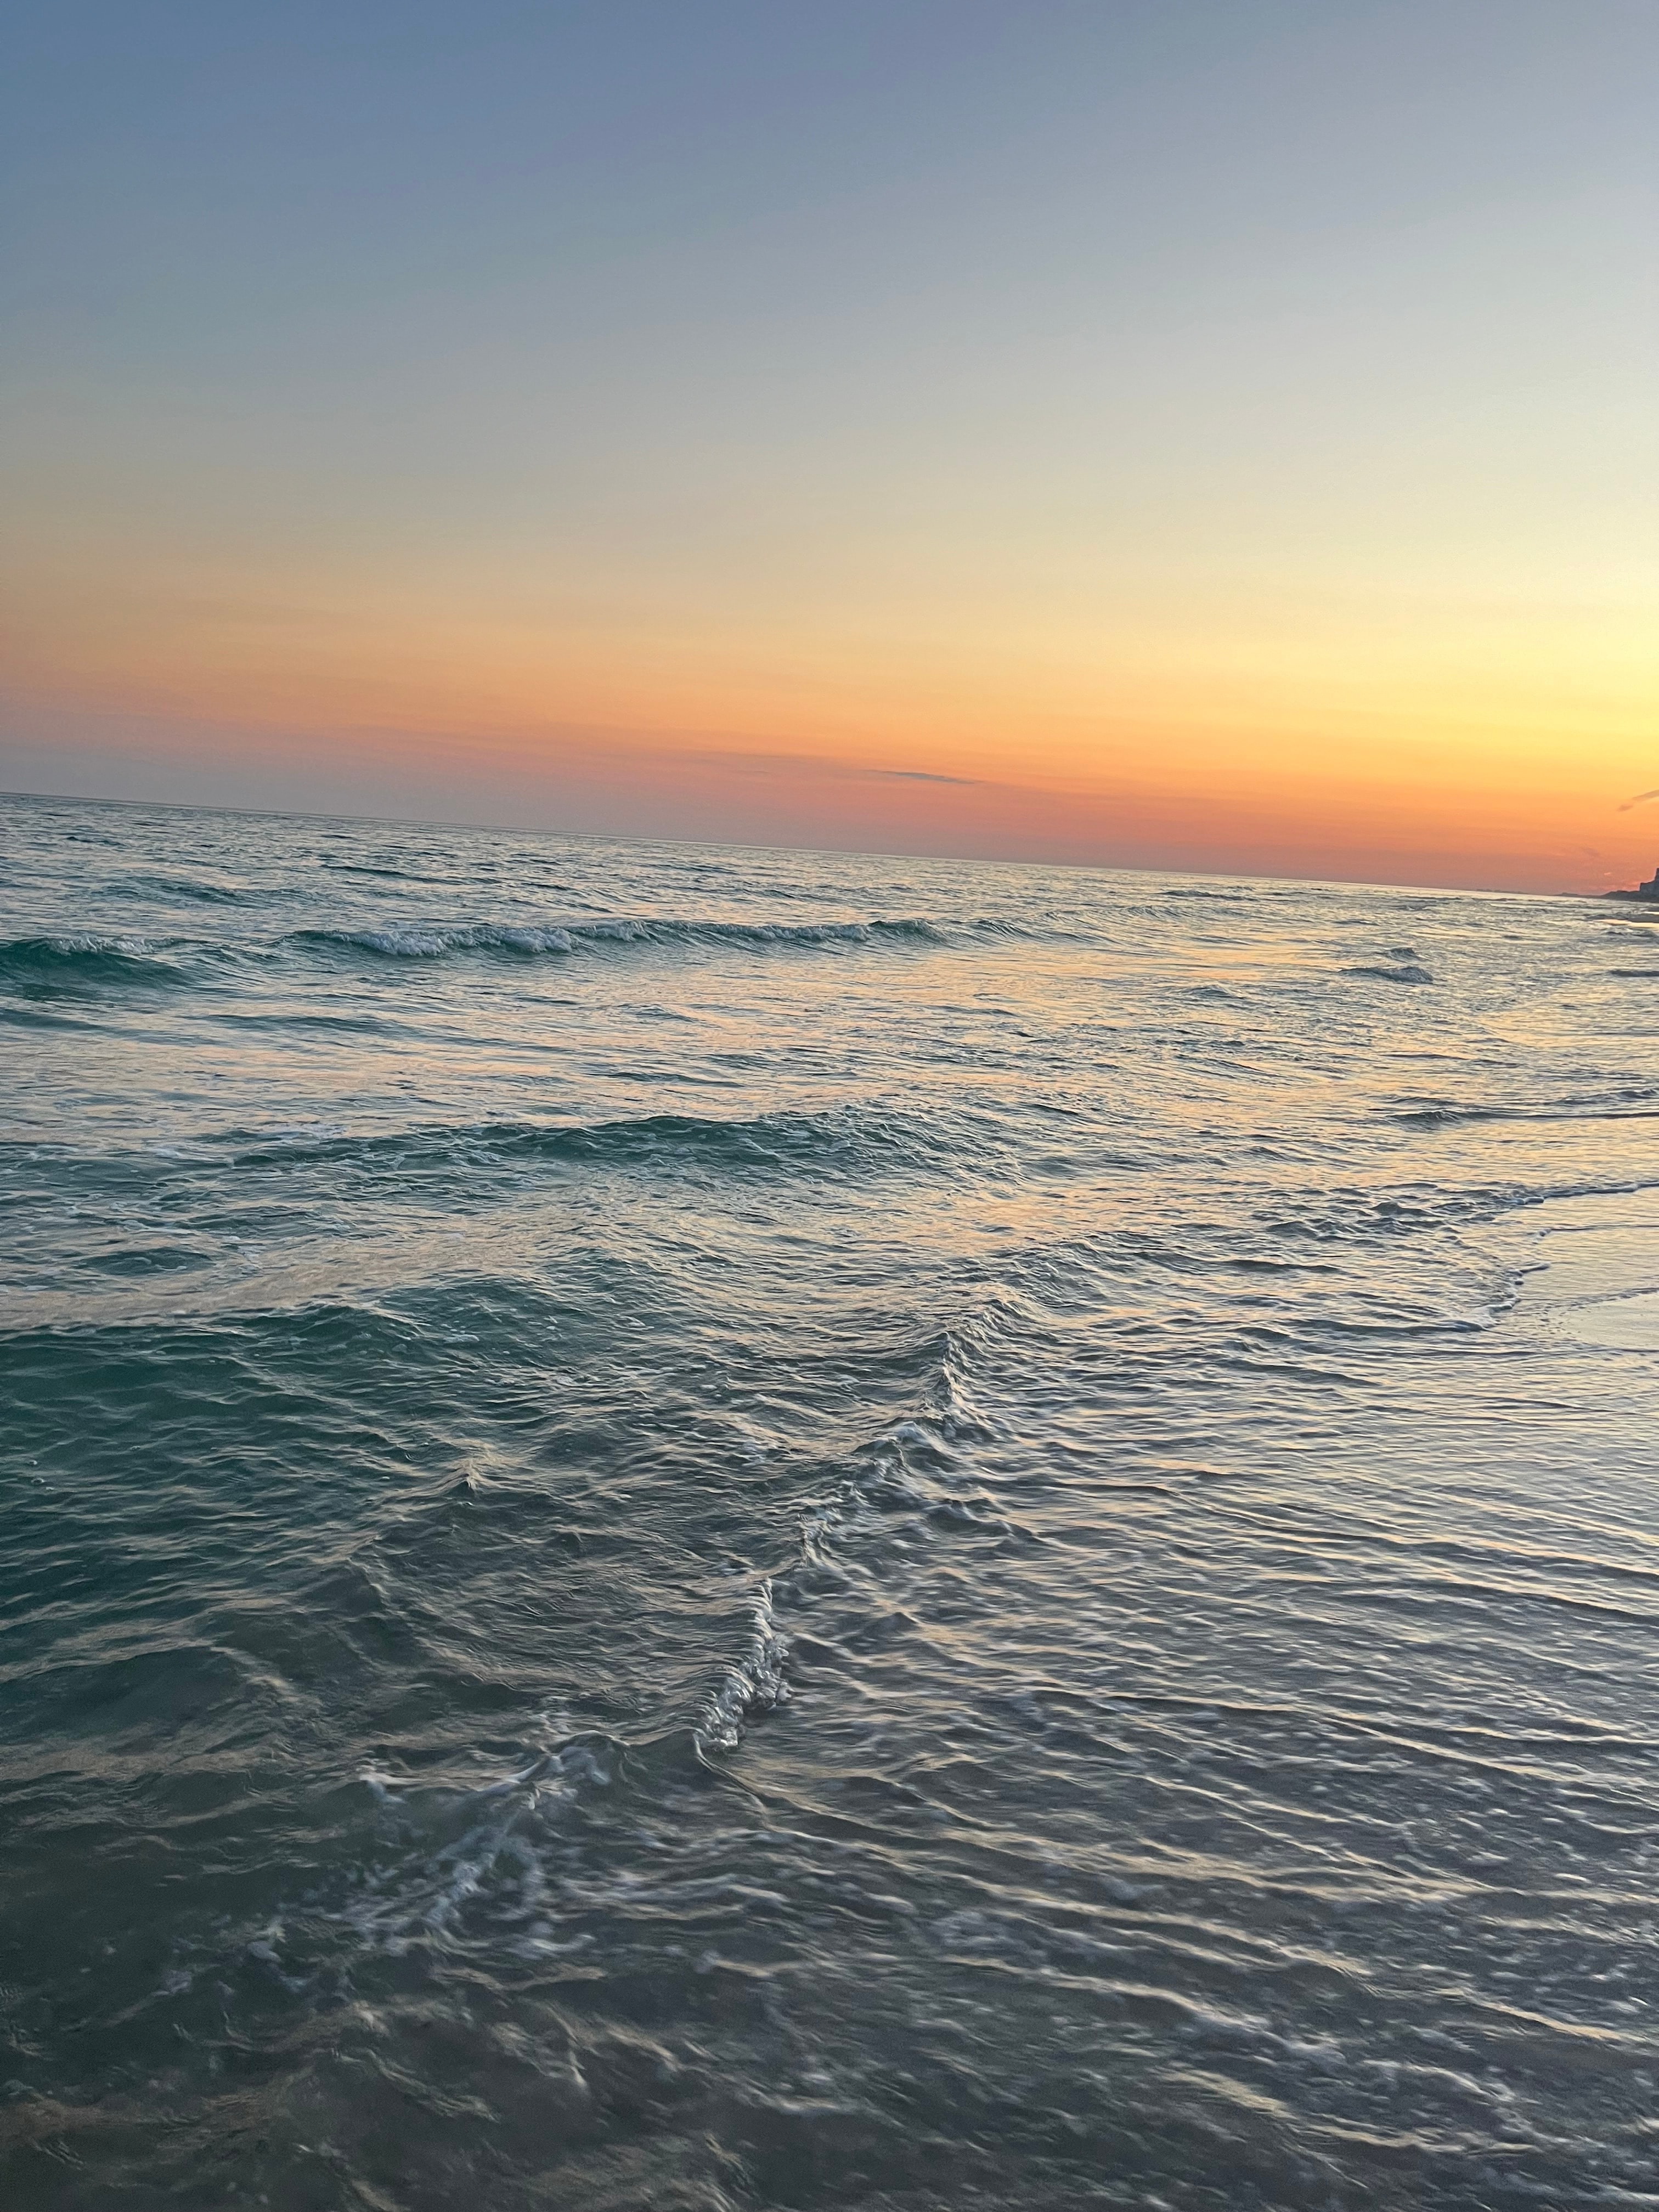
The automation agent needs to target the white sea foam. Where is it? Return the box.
[696,1582,791,1755]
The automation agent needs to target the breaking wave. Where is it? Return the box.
[0,933,191,991]
[695,1582,791,1754]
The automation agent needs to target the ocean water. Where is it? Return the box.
[5,790,1659,2212]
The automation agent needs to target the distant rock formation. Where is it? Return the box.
[1609,862,1659,902]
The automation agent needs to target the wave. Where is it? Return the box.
[0,1001,103,1031]
[1259,1169,1659,1246]
[1393,1082,1659,1130]
[0,933,191,991]
[0,1104,961,1233]
[287,916,955,961]
[218,1102,946,1181]
[1,912,1031,988]
[1344,961,1434,985]
[119,873,251,905]
[319,861,435,881]
[695,1582,791,1755]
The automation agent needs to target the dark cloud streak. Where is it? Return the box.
[875,769,982,786]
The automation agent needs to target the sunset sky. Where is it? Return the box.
[4,1,1655,890]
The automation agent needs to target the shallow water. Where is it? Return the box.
[4,791,1659,2210]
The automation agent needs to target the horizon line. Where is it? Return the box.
[0,782,1590,905]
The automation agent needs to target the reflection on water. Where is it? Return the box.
[3,792,1658,2209]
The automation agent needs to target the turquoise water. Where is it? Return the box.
[5,790,1659,2209]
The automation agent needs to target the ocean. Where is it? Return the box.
[4,789,1659,2211]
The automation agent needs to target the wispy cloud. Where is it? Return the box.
[1618,788,1659,812]
[666,745,985,788]
[874,769,983,786]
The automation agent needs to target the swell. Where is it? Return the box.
[1343,961,1434,985]
[216,1102,949,1181]
[115,873,254,905]
[1392,1081,1659,1130]
[319,860,437,881]
[286,915,957,960]
[0,1104,954,1207]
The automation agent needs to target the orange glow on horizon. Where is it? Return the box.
[5,530,1655,894]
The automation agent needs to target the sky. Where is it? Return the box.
[2,0,1655,890]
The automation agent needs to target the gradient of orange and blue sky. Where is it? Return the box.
[3,1,1655,890]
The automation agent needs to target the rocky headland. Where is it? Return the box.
[1608,862,1659,904]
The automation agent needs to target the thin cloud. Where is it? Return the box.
[1618,788,1659,812]
[668,746,985,788]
